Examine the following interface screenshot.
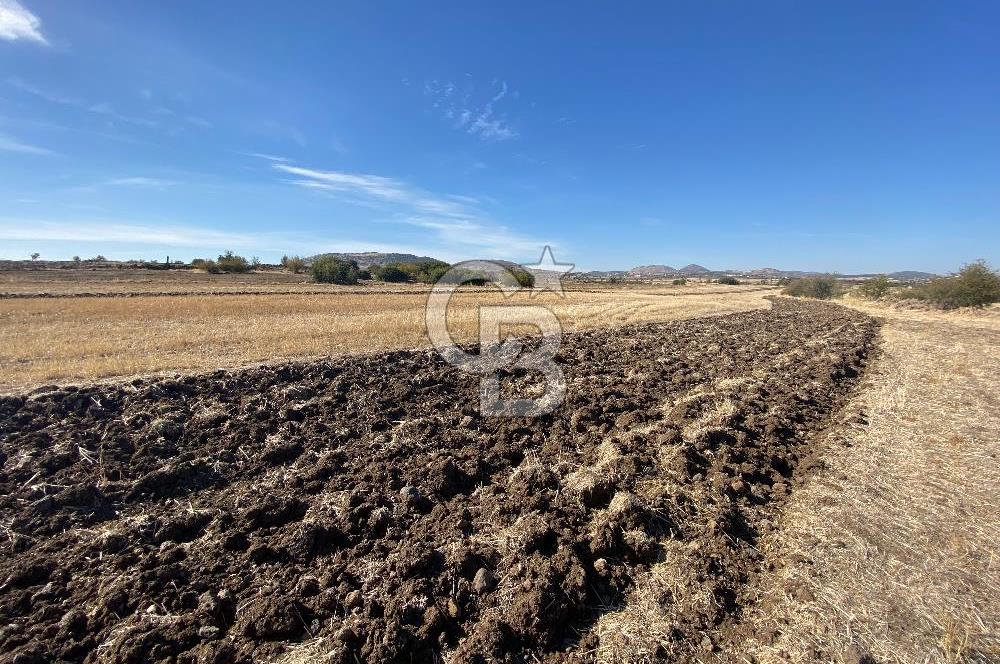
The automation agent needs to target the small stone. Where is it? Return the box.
[472,568,495,595]
[700,635,714,652]
[344,590,363,609]
[446,599,462,619]
[399,486,420,503]
[198,626,220,640]
[593,558,609,576]
[334,625,357,644]
[459,415,474,428]
[730,479,747,494]
[145,604,159,614]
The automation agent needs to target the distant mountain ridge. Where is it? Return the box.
[620,263,938,281]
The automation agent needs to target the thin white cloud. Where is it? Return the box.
[0,132,53,155]
[8,78,159,128]
[0,218,444,260]
[0,220,258,246]
[270,160,551,259]
[424,78,519,141]
[0,0,46,44]
[105,177,177,188]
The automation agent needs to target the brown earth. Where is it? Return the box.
[0,299,878,663]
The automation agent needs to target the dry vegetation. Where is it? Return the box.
[0,279,774,392]
[741,299,1000,663]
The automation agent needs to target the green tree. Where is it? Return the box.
[312,256,360,284]
[370,264,410,283]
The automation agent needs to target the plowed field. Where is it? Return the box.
[0,299,878,663]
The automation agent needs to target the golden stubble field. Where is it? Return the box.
[0,271,775,392]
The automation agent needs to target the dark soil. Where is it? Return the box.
[0,299,879,663]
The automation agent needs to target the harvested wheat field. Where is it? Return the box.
[0,299,879,663]
[0,286,773,392]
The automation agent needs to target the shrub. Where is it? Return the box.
[357,269,371,280]
[192,259,221,274]
[370,264,411,283]
[281,255,306,274]
[413,263,450,284]
[672,278,687,285]
[509,268,535,288]
[312,256,360,284]
[900,261,1000,309]
[438,267,490,286]
[858,275,891,300]
[783,276,841,299]
[717,276,740,285]
[216,251,250,273]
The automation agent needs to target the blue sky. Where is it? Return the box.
[1,1,998,272]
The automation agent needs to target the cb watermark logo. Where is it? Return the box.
[424,247,573,417]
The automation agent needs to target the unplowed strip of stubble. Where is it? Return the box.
[739,299,1000,663]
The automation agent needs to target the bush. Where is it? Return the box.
[672,278,687,285]
[509,267,535,288]
[216,251,250,273]
[192,259,221,274]
[281,255,306,274]
[312,256,360,284]
[783,276,841,299]
[437,267,490,286]
[717,276,740,285]
[858,275,891,300]
[412,263,450,284]
[370,264,411,283]
[900,261,1000,309]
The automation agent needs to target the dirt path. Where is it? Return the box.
[0,300,877,663]
[737,302,1000,663]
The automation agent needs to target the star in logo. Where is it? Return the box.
[521,246,574,297]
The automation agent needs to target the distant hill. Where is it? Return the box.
[678,264,711,275]
[308,252,443,268]
[888,270,937,281]
[628,264,676,277]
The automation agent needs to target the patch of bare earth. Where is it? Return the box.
[736,300,1000,663]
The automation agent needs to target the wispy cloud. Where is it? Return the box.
[105,177,178,188]
[0,218,444,260]
[270,159,551,259]
[0,0,47,45]
[424,78,519,141]
[8,78,159,128]
[0,132,53,155]
[0,220,258,246]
